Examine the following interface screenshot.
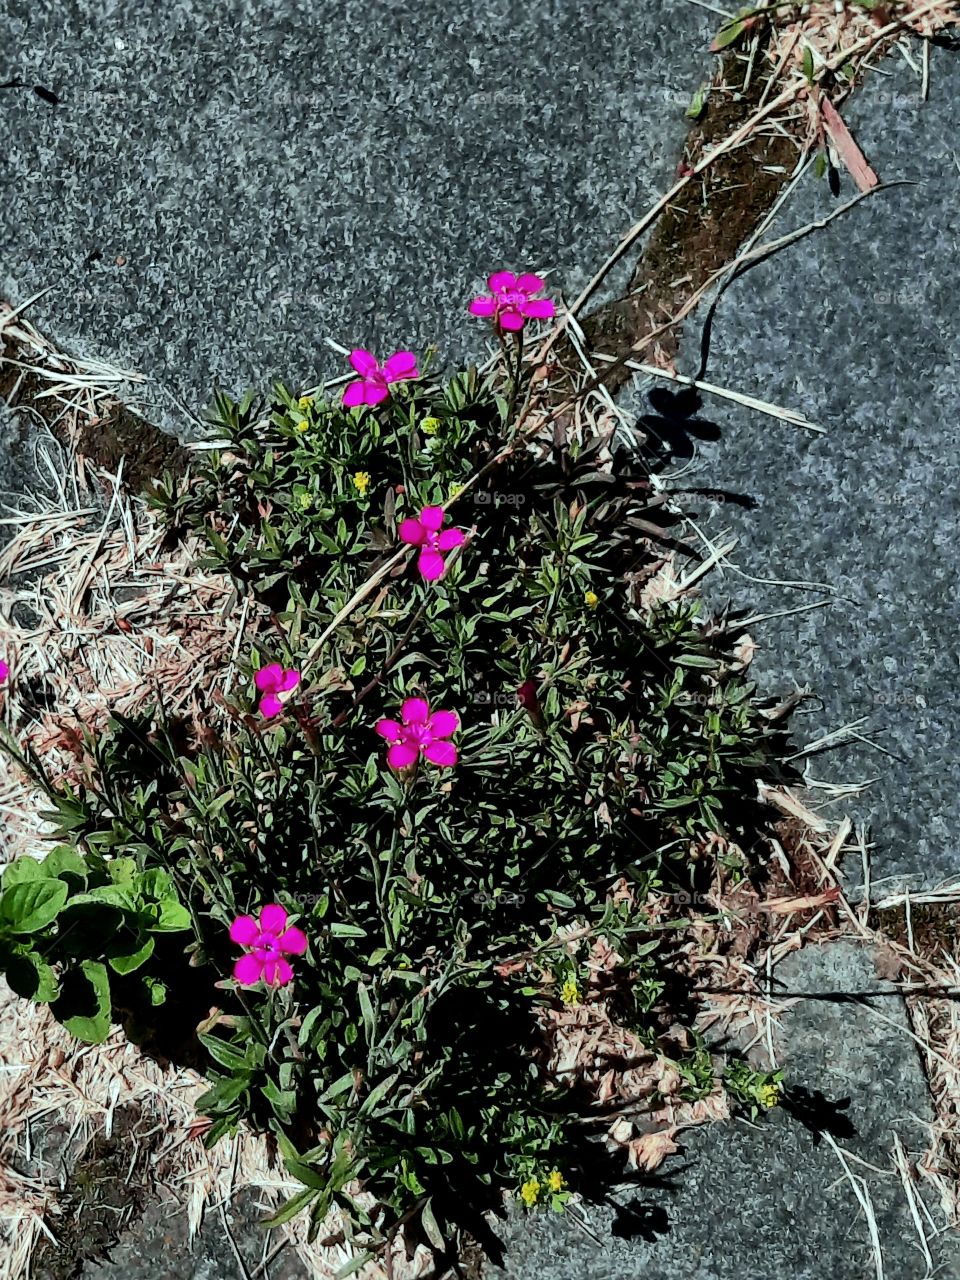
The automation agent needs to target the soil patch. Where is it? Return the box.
[572,48,799,391]
[31,1108,160,1280]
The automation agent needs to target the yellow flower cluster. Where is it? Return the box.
[560,978,581,1005]
[294,395,314,433]
[520,1170,566,1207]
[520,1178,540,1207]
[353,471,371,496]
[421,416,441,436]
[584,590,599,610]
[757,1081,781,1110]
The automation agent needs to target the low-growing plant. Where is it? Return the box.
[1,276,796,1263]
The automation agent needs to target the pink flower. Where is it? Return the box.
[0,660,8,684]
[468,271,555,332]
[230,905,308,987]
[254,663,300,718]
[376,697,459,770]
[398,505,464,581]
[342,349,419,407]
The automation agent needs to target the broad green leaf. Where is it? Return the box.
[108,935,155,975]
[0,879,68,934]
[0,858,43,886]
[5,948,60,1002]
[54,960,112,1044]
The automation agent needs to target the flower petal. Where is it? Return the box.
[259,904,288,935]
[398,517,426,546]
[264,955,294,987]
[233,953,264,986]
[278,668,301,692]
[342,380,367,408]
[375,717,403,741]
[488,270,517,293]
[279,926,308,956]
[498,308,525,331]
[259,692,282,718]
[437,527,464,551]
[423,739,458,767]
[229,915,259,945]
[254,663,282,692]
[382,350,419,382]
[359,379,389,405]
[401,697,431,725]
[427,709,459,738]
[516,273,545,295]
[418,548,446,580]
[521,297,555,319]
[349,348,380,377]
[387,740,419,769]
[0,659,10,682]
[419,505,445,532]
[468,296,496,317]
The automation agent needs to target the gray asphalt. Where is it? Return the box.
[1,0,711,428]
[675,47,960,891]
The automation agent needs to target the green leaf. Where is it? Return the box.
[143,975,168,1006]
[5,948,60,1002]
[149,898,191,932]
[195,1072,252,1111]
[420,1198,445,1251]
[199,1033,255,1073]
[686,84,709,120]
[261,1186,318,1228]
[0,858,43,886]
[357,981,376,1046]
[108,935,155,975]
[329,923,366,939]
[802,45,815,84]
[710,17,745,51]
[42,847,89,884]
[0,879,68,934]
[53,960,112,1044]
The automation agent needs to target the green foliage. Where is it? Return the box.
[724,1061,784,1118]
[0,845,191,1043]
[3,357,795,1256]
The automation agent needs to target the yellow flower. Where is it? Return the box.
[546,1169,565,1194]
[560,978,581,1006]
[299,492,313,511]
[421,416,441,436]
[448,482,464,500]
[584,590,599,610]
[352,471,371,496]
[294,418,310,434]
[757,1082,781,1110]
[519,1178,541,1207]
[298,395,314,410]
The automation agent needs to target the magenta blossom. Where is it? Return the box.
[398,505,464,581]
[254,663,300,718]
[468,271,555,332]
[230,904,308,987]
[376,697,459,770]
[342,348,419,407]
[0,659,7,684]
